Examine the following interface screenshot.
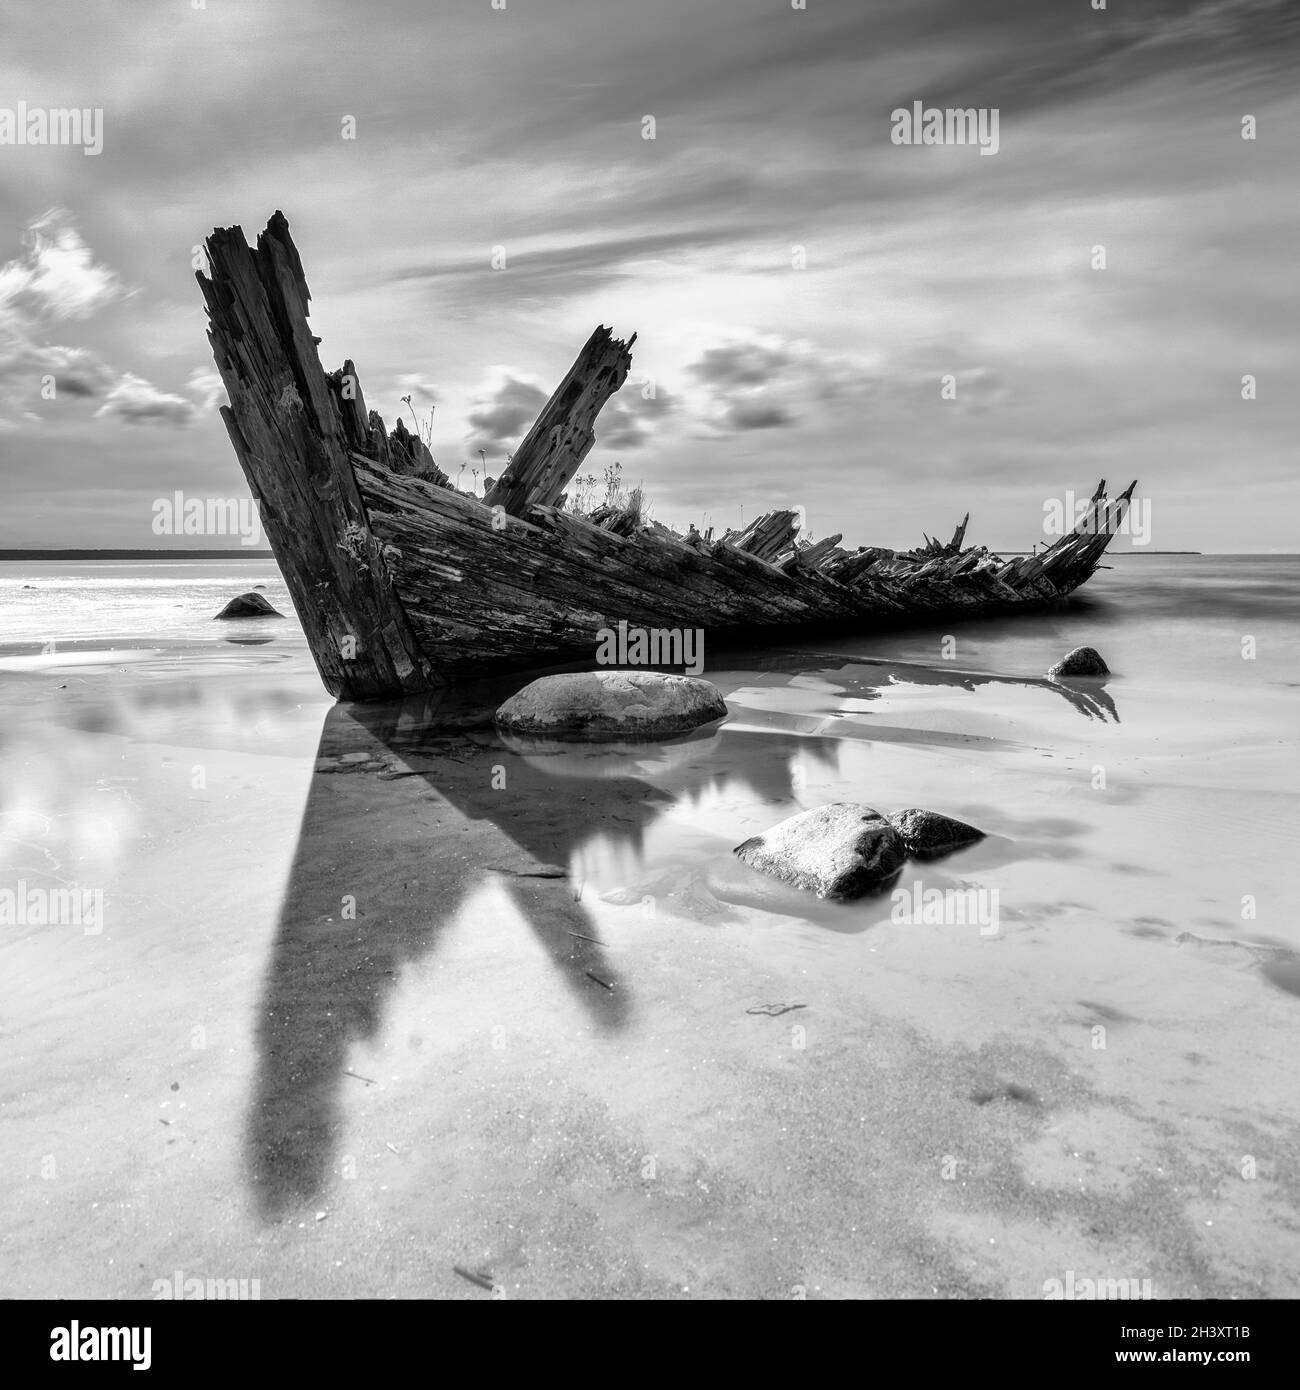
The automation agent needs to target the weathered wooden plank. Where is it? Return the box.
[358,462,825,630]
[729,509,801,563]
[348,456,1065,673]
[778,533,843,574]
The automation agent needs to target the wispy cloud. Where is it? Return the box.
[394,373,438,407]
[464,373,548,454]
[0,208,123,321]
[599,386,673,449]
[185,368,226,412]
[94,373,196,428]
[0,210,203,433]
[685,336,888,434]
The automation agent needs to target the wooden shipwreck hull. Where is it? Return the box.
[199,213,1136,702]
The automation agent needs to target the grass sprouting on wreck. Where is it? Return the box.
[198,212,1136,702]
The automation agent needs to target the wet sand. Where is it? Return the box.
[3,610,1298,1299]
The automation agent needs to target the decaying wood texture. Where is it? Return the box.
[726,510,801,564]
[350,454,1133,678]
[778,533,843,574]
[482,326,635,517]
[198,213,436,701]
[199,212,1137,700]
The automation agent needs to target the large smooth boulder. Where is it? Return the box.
[214,591,284,619]
[733,803,905,901]
[887,808,985,861]
[494,671,727,741]
[1047,646,1108,678]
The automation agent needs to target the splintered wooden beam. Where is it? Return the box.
[483,326,636,517]
[727,509,801,563]
[778,533,843,574]
[198,212,437,701]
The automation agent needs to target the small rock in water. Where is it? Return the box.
[213,591,284,619]
[494,670,727,741]
[733,802,905,901]
[1047,646,1109,678]
[887,809,985,861]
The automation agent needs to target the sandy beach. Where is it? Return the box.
[2,556,1297,1300]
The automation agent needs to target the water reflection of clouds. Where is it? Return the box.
[0,675,322,905]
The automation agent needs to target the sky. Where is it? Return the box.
[0,0,1296,552]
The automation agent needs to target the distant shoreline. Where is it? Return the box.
[8,549,1295,561]
[1001,550,1203,556]
[0,549,274,560]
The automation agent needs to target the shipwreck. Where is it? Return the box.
[198,212,1136,702]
